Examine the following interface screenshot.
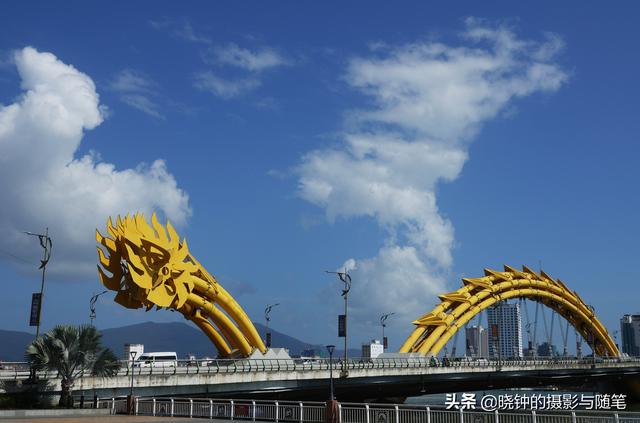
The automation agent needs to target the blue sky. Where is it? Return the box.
[0,1,638,355]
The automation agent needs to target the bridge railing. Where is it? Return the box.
[3,356,640,381]
[99,396,640,423]
[98,397,327,422]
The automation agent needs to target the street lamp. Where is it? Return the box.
[264,303,280,348]
[89,290,109,326]
[23,228,52,338]
[129,350,138,414]
[326,345,335,400]
[326,269,351,373]
[380,313,395,350]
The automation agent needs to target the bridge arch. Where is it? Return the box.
[399,265,618,357]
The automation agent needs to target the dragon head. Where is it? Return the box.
[96,213,198,310]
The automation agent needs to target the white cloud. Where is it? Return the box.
[193,71,260,99]
[210,43,289,72]
[110,69,164,119]
[0,47,191,280]
[149,18,211,44]
[341,246,448,337]
[297,20,568,331]
[196,44,289,100]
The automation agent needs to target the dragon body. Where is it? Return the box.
[96,213,266,358]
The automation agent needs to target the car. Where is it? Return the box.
[134,352,178,368]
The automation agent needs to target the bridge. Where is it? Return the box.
[95,215,620,361]
[7,214,636,404]
[4,357,640,402]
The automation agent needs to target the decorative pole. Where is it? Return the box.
[89,290,109,326]
[326,269,351,376]
[24,228,52,338]
[264,303,280,348]
[380,313,395,350]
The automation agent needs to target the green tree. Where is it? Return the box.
[25,325,120,407]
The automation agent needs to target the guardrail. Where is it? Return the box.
[95,397,640,423]
[2,357,640,381]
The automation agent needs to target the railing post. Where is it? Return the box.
[252,400,256,422]
[231,400,235,421]
[531,410,536,423]
[190,398,193,418]
[614,413,619,423]
[427,407,431,423]
[460,407,464,423]
[111,397,115,412]
[299,402,304,423]
[338,403,342,423]
[134,397,139,415]
[571,412,577,423]
[365,404,370,423]
[495,410,499,423]
[153,398,156,416]
[210,399,213,419]
[171,398,175,417]
[275,401,279,422]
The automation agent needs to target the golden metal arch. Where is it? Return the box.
[400,265,619,357]
[96,213,266,358]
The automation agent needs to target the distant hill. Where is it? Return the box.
[0,329,35,362]
[0,321,359,361]
[100,321,327,359]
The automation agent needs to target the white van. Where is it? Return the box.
[134,352,178,368]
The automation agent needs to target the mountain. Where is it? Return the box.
[0,329,35,362]
[0,322,359,361]
[101,321,329,359]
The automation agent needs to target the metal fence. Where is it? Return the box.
[4,357,639,381]
[95,397,640,423]
[97,397,326,422]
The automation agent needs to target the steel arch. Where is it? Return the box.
[399,265,618,357]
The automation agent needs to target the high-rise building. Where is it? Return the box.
[620,314,640,356]
[465,325,489,357]
[487,302,523,358]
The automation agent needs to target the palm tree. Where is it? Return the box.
[26,324,120,407]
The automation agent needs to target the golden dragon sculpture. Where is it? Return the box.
[96,213,266,358]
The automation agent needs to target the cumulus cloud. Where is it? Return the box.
[110,69,164,119]
[0,47,191,280]
[297,20,568,337]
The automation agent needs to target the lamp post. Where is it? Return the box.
[326,345,335,400]
[23,228,52,339]
[326,269,351,374]
[380,313,395,350]
[89,290,108,326]
[129,351,137,414]
[264,303,280,348]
